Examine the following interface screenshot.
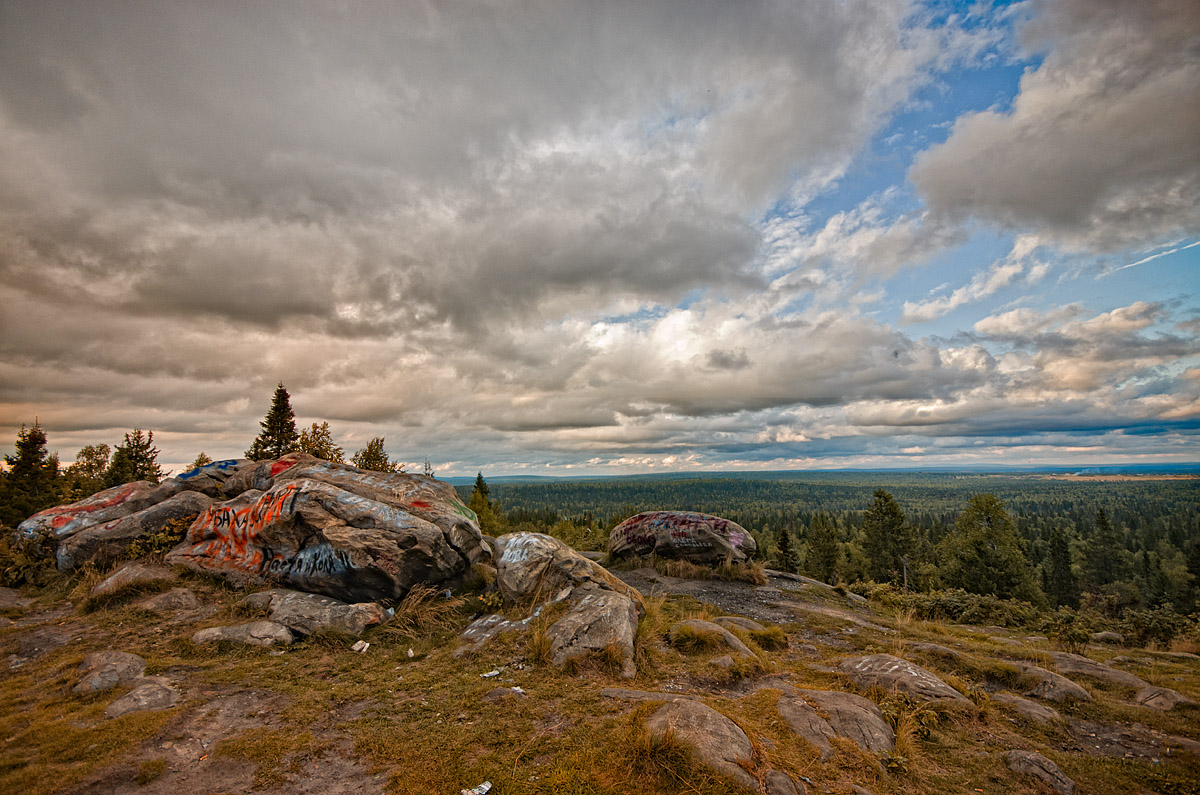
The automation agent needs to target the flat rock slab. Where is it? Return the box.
[645,699,756,789]
[670,619,756,659]
[136,587,203,614]
[907,642,963,661]
[454,610,542,657]
[1018,663,1092,703]
[608,511,757,565]
[1047,651,1148,689]
[89,563,175,600]
[241,588,388,636]
[192,620,295,647]
[836,654,970,704]
[776,689,894,759]
[1135,685,1196,711]
[1089,631,1124,644]
[105,676,178,719]
[600,688,697,702]
[74,650,146,693]
[992,692,1061,724]
[1067,718,1200,761]
[1003,750,1074,795]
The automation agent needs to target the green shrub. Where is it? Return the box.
[126,514,196,560]
[859,584,1041,628]
[1119,606,1194,649]
[0,527,57,588]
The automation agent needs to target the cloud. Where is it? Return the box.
[910,0,1200,252]
[901,257,1025,323]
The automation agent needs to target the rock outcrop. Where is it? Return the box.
[1003,750,1075,794]
[167,455,489,603]
[608,511,757,565]
[56,491,214,570]
[240,588,389,636]
[73,651,146,693]
[644,699,756,789]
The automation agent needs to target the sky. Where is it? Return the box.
[0,0,1197,478]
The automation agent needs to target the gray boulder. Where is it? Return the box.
[714,616,765,633]
[73,651,146,693]
[1003,750,1074,795]
[56,490,213,570]
[776,689,894,759]
[992,692,1061,724]
[104,677,178,719]
[1135,685,1196,711]
[240,588,388,636]
[836,653,970,704]
[173,458,257,496]
[644,699,756,789]
[492,533,645,678]
[545,586,640,679]
[1089,631,1124,645]
[192,620,295,647]
[1019,663,1092,703]
[167,455,489,603]
[608,511,757,565]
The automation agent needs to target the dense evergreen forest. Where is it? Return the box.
[458,472,1200,619]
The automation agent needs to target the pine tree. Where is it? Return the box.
[246,383,299,460]
[467,472,504,535]
[0,421,62,526]
[862,489,912,585]
[297,422,344,462]
[351,437,400,472]
[939,494,1043,604]
[189,452,214,470]
[1045,528,1080,608]
[104,429,163,486]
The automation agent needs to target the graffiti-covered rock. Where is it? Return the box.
[608,511,757,565]
[173,458,257,497]
[166,456,488,603]
[56,491,213,570]
[18,480,185,545]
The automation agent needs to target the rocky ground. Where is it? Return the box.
[1,560,1198,795]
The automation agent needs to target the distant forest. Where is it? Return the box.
[460,472,1200,618]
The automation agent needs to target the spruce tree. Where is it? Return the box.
[246,383,299,460]
[467,472,504,535]
[1045,528,1080,608]
[939,494,1042,604]
[862,489,911,585]
[1082,509,1124,590]
[0,421,62,525]
[775,524,800,573]
[806,514,840,584]
[189,452,214,470]
[104,429,164,486]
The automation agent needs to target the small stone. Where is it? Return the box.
[764,769,805,795]
[483,687,526,702]
[191,620,294,647]
[1135,686,1195,711]
[1089,631,1124,645]
[135,587,202,613]
[105,676,178,719]
[351,640,369,653]
[1003,750,1074,795]
[73,650,146,693]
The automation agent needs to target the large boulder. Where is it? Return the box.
[488,532,645,678]
[166,455,489,603]
[608,511,757,565]
[836,653,971,704]
[18,480,185,544]
[173,458,257,496]
[1046,651,1149,689]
